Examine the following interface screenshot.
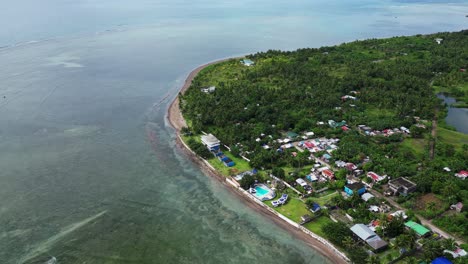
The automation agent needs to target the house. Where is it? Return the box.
[304,141,314,149]
[310,203,321,213]
[322,153,332,161]
[296,178,308,187]
[300,215,313,224]
[367,171,386,182]
[454,170,468,180]
[443,248,467,258]
[450,202,463,213]
[304,131,315,137]
[306,174,318,182]
[405,221,431,237]
[344,182,366,196]
[241,59,254,66]
[390,210,408,220]
[286,131,299,139]
[328,120,347,128]
[341,126,349,131]
[322,169,335,180]
[400,126,410,134]
[361,193,375,202]
[388,177,417,196]
[434,38,443,45]
[350,224,388,251]
[369,205,380,213]
[345,163,357,171]
[201,86,216,93]
[201,134,221,151]
[341,95,357,101]
[335,160,346,167]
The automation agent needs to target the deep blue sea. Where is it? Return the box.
[0,1,467,263]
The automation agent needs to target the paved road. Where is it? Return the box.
[369,189,464,245]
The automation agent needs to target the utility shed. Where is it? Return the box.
[405,221,431,237]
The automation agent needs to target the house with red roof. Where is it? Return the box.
[346,163,357,171]
[367,171,386,182]
[454,170,468,180]
[322,169,335,180]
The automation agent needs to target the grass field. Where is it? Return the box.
[313,191,339,206]
[266,193,309,223]
[437,127,468,150]
[208,151,252,176]
[401,138,427,157]
[181,135,252,176]
[303,216,334,238]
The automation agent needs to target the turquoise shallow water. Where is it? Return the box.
[0,1,467,263]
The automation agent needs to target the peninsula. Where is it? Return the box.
[168,30,468,264]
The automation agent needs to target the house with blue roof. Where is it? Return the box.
[310,203,321,213]
[344,182,366,196]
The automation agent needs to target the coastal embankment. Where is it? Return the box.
[167,59,350,264]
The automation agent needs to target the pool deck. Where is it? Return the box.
[253,184,276,201]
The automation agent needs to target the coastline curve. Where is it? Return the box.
[166,58,350,264]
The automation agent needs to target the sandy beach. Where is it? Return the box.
[167,59,349,264]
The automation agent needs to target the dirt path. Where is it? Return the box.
[167,59,349,264]
[429,107,439,160]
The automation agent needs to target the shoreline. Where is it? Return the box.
[166,59,349,264]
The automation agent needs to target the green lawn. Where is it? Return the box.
[207,151,252,177]
[266,193,309,223]
[313,191,339,206]
[401,138,427,157]
[181,134,251,177]
[303,216,334,238]
[437,127,468,150]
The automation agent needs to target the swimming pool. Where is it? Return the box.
[253,184,275,201]
[254,186,269,197]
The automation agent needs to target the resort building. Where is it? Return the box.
[241,59,254,66]
[201,134,221,151]
[388,177,417,196]
[405,221,431,237]
[350,224,388,251]
[344,182,366,196]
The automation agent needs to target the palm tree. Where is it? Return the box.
[426,201,436,212]
[441,238,456,251]
[342,236,355,249]
[366,255,380,264]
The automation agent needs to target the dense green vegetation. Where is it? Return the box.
[180,30,468,262]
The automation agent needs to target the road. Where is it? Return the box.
[369,189,464,245]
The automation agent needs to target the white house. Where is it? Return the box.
[201,134,221,151]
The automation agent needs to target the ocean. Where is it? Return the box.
[0,1,467,263]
